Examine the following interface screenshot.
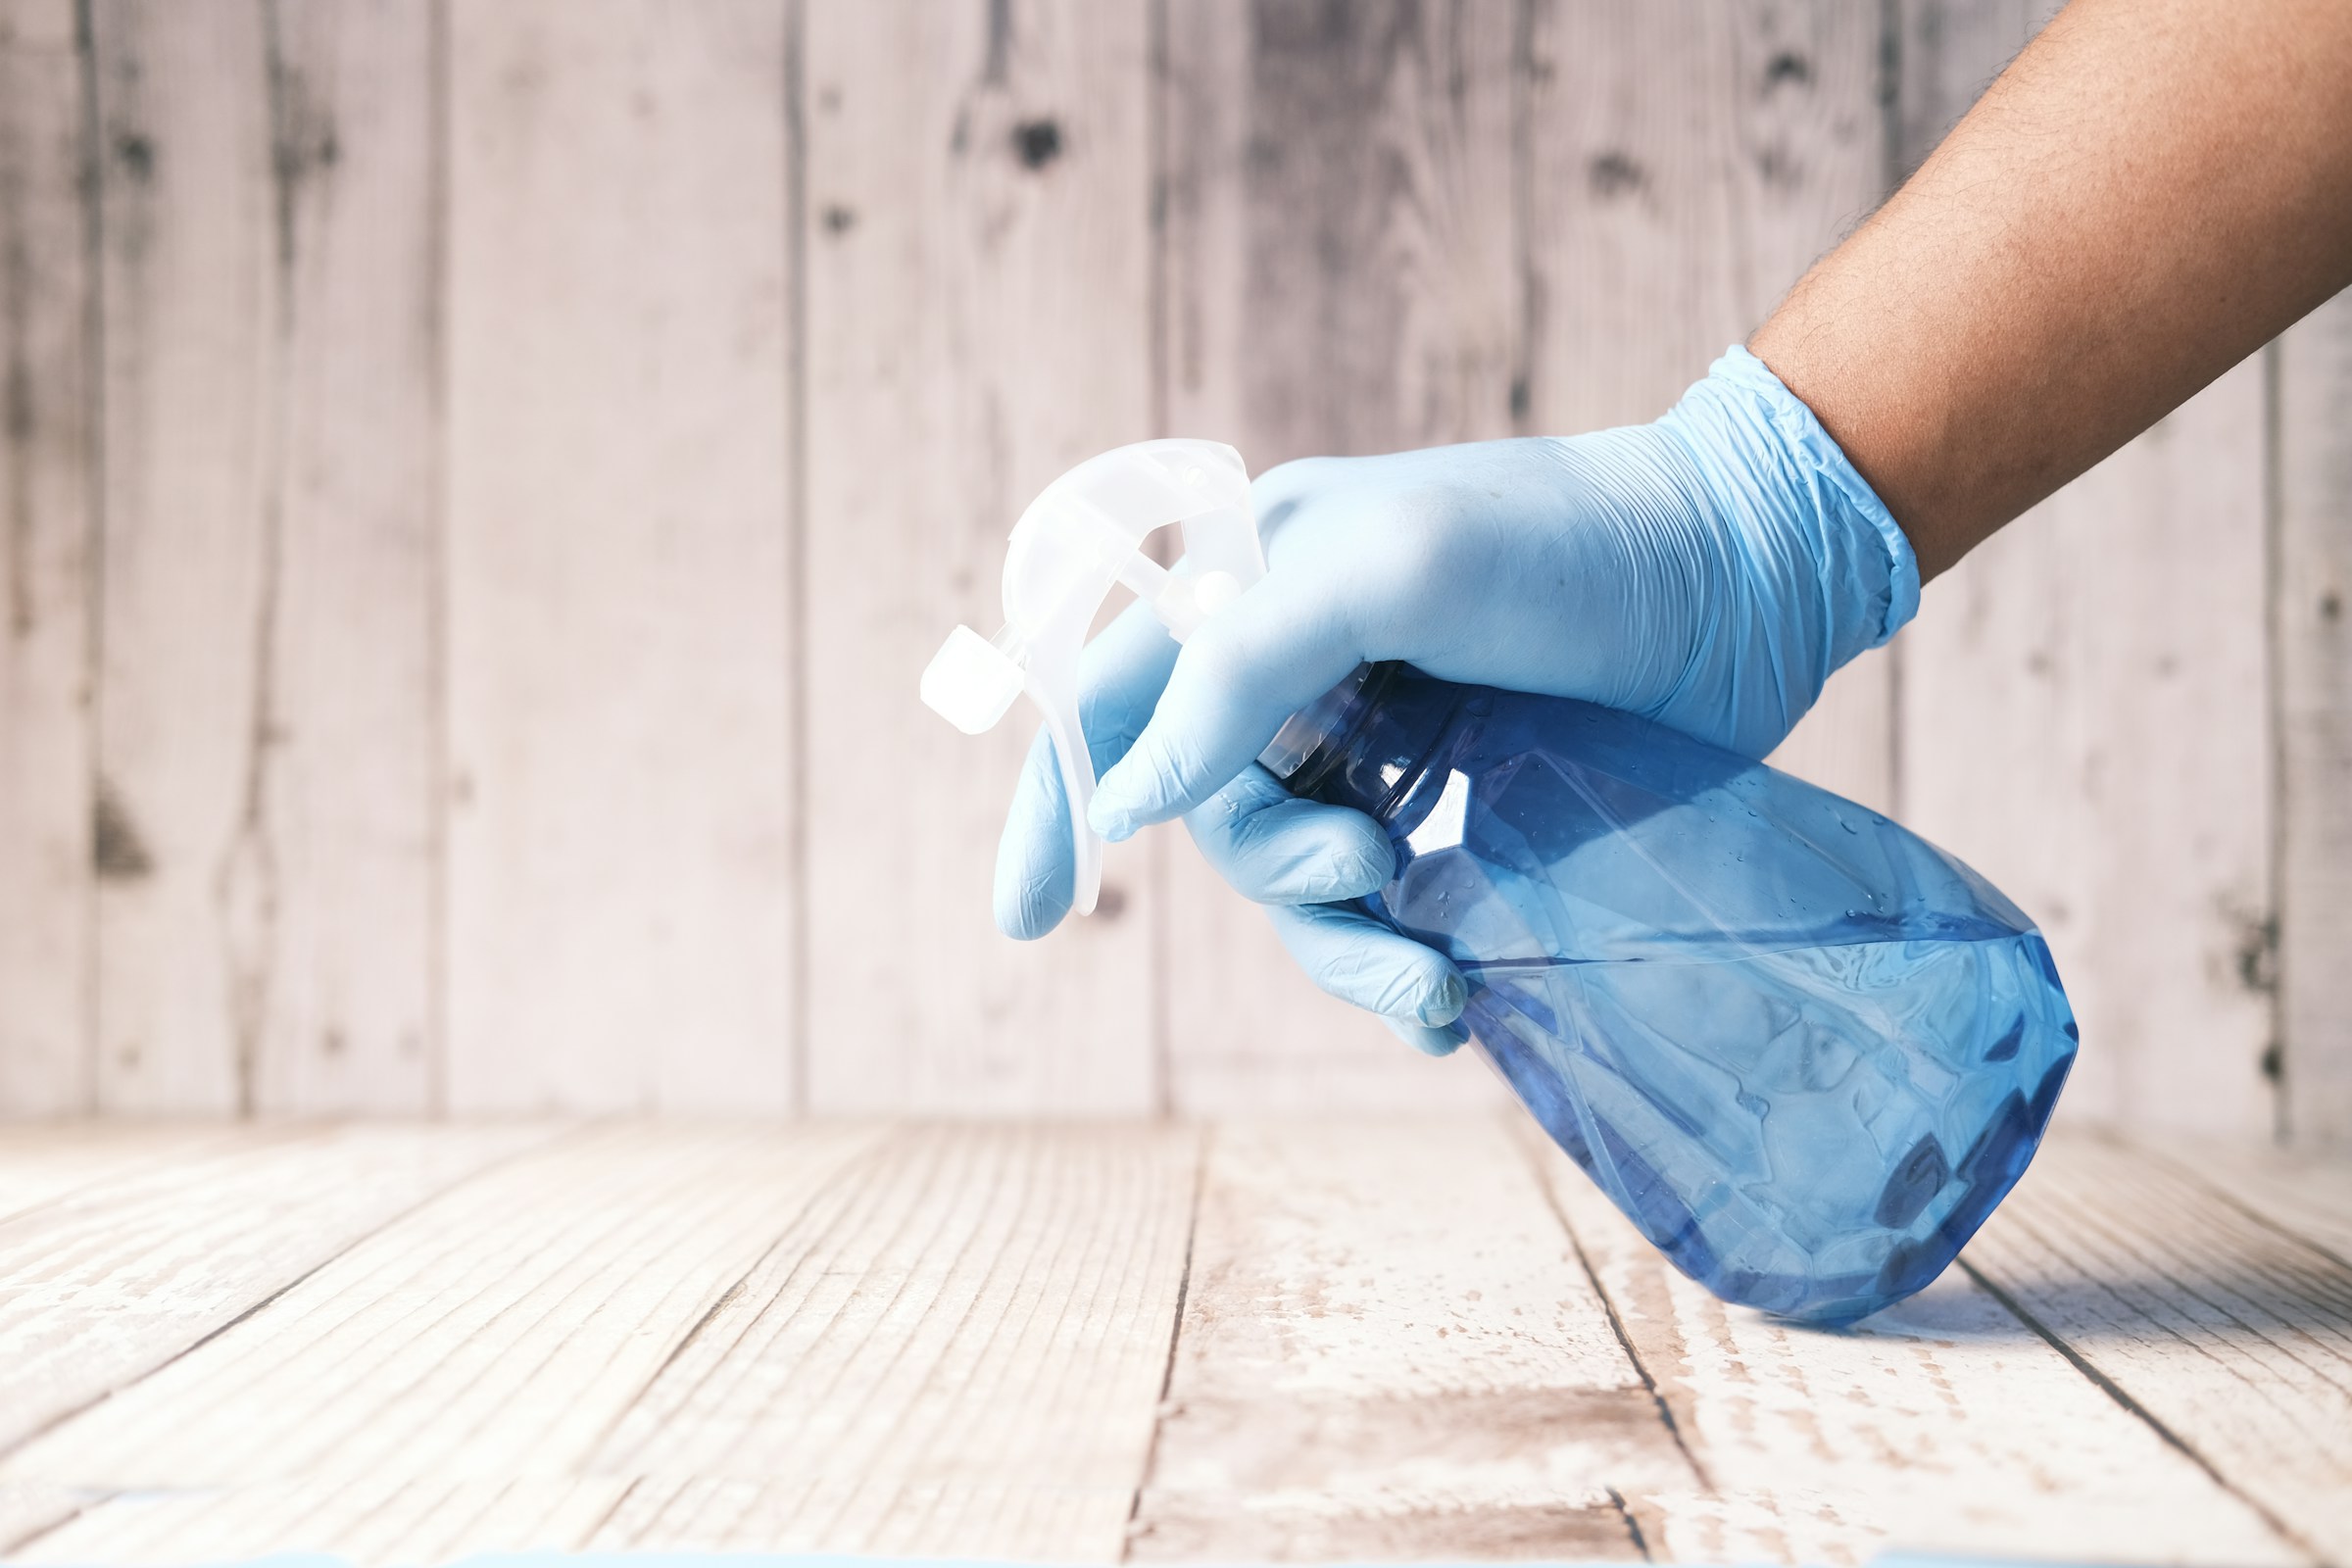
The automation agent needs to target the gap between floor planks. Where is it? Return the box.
[0,1119,2344,1566]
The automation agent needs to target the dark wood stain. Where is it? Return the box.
[92,776,153,881]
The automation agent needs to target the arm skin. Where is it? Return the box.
[1750,0,2352,581]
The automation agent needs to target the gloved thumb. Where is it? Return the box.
[1088,575,1363,839]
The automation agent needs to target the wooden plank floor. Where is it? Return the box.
[0,1122,2342,1567]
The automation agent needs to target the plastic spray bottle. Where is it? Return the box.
[922,439,2077,1326]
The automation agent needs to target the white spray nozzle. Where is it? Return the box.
[919,439,1263,917]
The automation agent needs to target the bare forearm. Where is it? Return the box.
[1750,0,2352,579]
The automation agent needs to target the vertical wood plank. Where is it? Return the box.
[86,0,270,1112]
[0,0,95,1116]
[1158,0,1522,1115]
[250,1,439,1113]
[1526,1,1893,811]
[2275,289,2352,1147]
[88,0,436,1114]
[1895,1,2276,1139]
[801,0,1157,1114]
[444,0,796,1112]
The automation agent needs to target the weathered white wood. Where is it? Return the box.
[0,0,95,1119]
[247,1,439,1115]
[16,1479,629,1566]
[84,2,436,1116]
[1961,1133,2352,1563]
[1158,0,1522,1116]
[800,0,1158,1115]
[587,1123,1197,1561]
[2160,1134,2352,1263]
[0,1123,551,1460]
[1523,1121,2307,1565]
[85,0,272,1113]
[1528,1,1893,813]
[1128,1119,1690,1561]
[0,1123,227,1225]
[2275,290,2352,1147]
[0,1484,84,1558]
[1903,361,2276,1137]
[443,0,796,1113]
[0,1123,884,1489]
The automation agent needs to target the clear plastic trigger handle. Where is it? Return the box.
[919,440,1265,917]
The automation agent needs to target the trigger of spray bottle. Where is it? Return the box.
[918,440,1267,916]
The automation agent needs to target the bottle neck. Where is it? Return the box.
[1259,662,1468,827]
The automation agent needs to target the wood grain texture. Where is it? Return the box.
[443,0,796,1113]
[0,1122,549,1461]
[85,0,270,1114]
[1962,1133,2352,1564]
[1128,1118,1690,1562]
[0,1122,226,1225]
[800,0,1158,1115]
[16,1479,627,1566]
[1157,0,1523,1116]
[1526,1,1893,813]
[0,0,95,1119]
[2275,290,2352,1147]
[86,1,437,1116]
[585,1123,1197,1561]
[0,1123,883,1489]
[2162,1134,2352,1264]
[243,0,439,1114]
[1523,1122,2306,1567]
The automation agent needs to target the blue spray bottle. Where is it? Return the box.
[923,440,2077,1326]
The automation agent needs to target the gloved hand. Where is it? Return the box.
[994,346,1920,1055]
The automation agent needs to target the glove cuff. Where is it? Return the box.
[1701,345,1923,662]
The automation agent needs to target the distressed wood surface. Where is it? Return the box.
[0,1123,883,1488]
[84,0,275,1114]
[0,1122,550,1460]
[1960,1132,2352,1563]
[2275,289,2352,1146]
[0,0,94,1120]
[85,1,437,1116]
[800,0,1159,1116]
[0,3,2344,1139]
[2167,1134,2352,1263]
[0,1122,226,1225]
[0,1120,2345,1566]
[443,0,797,1113]
[1523,1122,2307,1566]
[587,1123,1198,1559]
[1127,1120,1691,1561]
[1526,0,1893,813]
[1157,0,1523,1116]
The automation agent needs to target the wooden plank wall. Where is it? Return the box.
[0,0,2344,1140]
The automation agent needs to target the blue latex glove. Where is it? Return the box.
[994,346,1920,1054]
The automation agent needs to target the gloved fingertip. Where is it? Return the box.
[1087,781,1139,842]
[1415,970,1468,1028]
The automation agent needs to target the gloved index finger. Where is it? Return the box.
[994,601,1181,939]
[1088,573,1365,839]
